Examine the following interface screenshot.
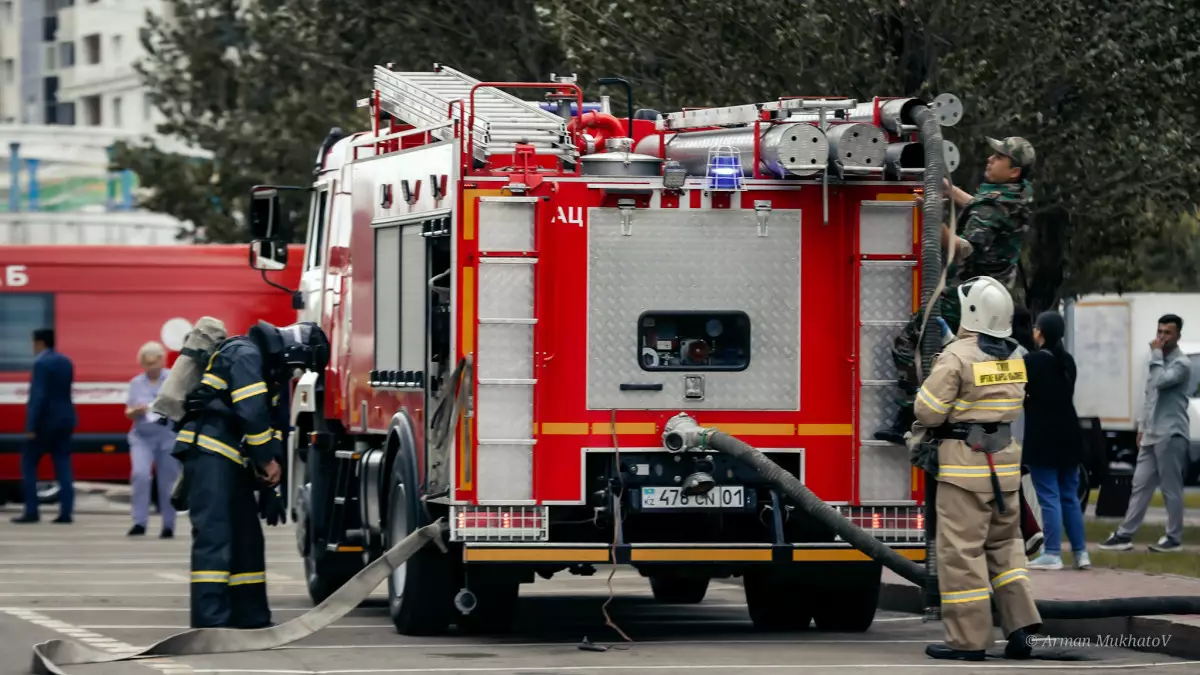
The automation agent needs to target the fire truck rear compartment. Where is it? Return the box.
[586,208,800,411]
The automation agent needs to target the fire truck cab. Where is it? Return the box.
[247,64,963,635]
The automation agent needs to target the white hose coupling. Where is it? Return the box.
[662,412,712,453]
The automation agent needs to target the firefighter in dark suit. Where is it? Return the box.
[173,320,327,629]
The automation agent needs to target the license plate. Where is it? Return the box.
[639,486,747,509]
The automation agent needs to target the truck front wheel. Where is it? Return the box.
[385,458,454,635]
[649,573,709,604]
[296,483,356,605]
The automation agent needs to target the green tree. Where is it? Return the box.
[117,0,564,242]
[124,0,1200,307]
[541,0,1200,306]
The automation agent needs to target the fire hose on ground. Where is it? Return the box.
[29,521,448,675]
[661,413,1200,620]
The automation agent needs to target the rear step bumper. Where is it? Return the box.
[462,543,925,564]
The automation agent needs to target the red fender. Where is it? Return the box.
[567,111,625,154]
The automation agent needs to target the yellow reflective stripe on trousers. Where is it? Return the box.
[941,587,991,604]
[202,373,228,390]
[992,567,1029,589]
[191,570,230,584]
[952,398,1022,411]
[938,463,1021,479]
[245,429,273,446]
[231,381,269,403]
[229,572,266,586]
[917,386,950,413]
[272,430,283,441]
[177,430,196,443]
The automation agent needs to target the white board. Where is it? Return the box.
[1072,301,1132,423]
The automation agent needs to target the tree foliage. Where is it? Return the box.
[121,0,1200,303]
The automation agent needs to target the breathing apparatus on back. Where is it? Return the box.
[150,316,229,425]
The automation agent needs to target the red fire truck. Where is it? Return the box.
[0,244,302,503]
[246,64,962,635]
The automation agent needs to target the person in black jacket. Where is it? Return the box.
[1010,307,1046,557]
[1021,311,1091,570]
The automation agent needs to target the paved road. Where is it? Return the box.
[0,509,1197,675]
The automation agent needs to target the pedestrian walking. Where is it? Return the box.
[1021,311,1090,570]
[1100,314,1193,552]
[125,340,181,538]
[13,328,77,525]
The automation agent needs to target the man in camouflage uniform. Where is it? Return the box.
[875,136,1036,445]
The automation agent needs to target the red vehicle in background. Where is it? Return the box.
[0,244,301,504]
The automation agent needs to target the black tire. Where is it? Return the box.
[304,550,355,605]
[385,454,454,635]
[649,574,709,604]
[810,565,882,632]
[743,570,815,631]
[295,480,355,605]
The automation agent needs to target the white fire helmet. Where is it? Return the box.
[957,276,1014,338]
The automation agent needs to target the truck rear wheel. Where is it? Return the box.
[385,459,454,635]
[743,570,815,631]
[649,573,709,604]
[810,564,881,632]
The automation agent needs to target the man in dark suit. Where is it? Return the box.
[13,328,77,524]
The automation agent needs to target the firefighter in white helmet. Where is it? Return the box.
[910,275,1042,660]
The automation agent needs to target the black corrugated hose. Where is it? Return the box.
[701,428,1200,619]
[912,102,947,619]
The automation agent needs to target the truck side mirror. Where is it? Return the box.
[249,186,288,240]
[250,239,288,271]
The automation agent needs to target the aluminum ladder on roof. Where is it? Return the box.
[372,64,572,162]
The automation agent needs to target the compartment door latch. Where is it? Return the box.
[754,200,771,237]
[618,198,636,236]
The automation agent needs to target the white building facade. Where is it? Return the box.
[0,0,201,245]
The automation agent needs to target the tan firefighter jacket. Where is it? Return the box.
[913,331,1026,493]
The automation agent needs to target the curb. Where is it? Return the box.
[879,579,1200,661]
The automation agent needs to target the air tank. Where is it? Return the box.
[632,122,830,178]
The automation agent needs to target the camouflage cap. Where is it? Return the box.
[986,136,1035,173]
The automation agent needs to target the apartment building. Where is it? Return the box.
[0,0,169,130]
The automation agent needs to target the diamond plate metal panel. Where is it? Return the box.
[860,322,903,382]
[860,262,915,323]
[859,444,913,502]
[478,199,535,253]
[477,383,533,440]
[479,260,534,320]
[587,208,801,410]
[859,202,913,255]
[478,324,534,380]
[859,383,899,442]
[476,445,534,501]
